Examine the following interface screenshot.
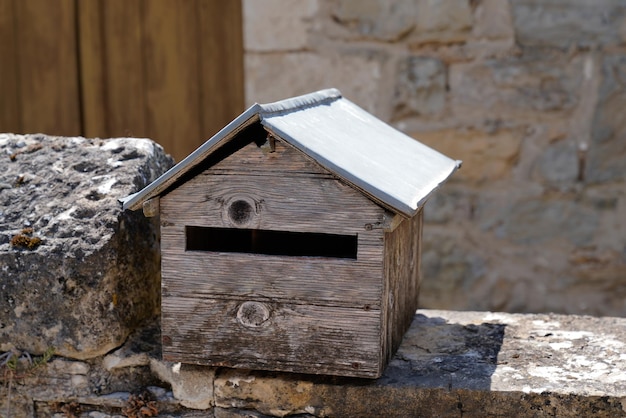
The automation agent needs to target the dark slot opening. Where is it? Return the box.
[186,226,358,259]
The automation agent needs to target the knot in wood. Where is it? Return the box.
[237,301,271,328]
[228,199,253,225]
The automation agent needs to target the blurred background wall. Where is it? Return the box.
[244,0,626,316]
[1,0,624,316]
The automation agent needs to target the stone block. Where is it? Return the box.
[472,0,514,40]
[214,310,626,417]
[150,360,215,410]
[410,128,523,184]
[495,199,599,246]
[449,50,583,120]
[393,56,446,118]
[414,0,473,45]
[0,134,173,359]
[511,0,626,49]
[533,138,580,184]
[587,54,626,183]
[243,0,318,51]
[245,52,384,114]
[330,0,417,41]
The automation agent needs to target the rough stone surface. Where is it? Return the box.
[414,0,473,45]
[449,50,583,120]
[243,0,318,51]
[0,134,174,359]
[394,56,446,118]
[4,310,626,417]
[244,0,626,316]
[329,0,417,42]
[213,309,626,417]
[151,359,215,410]
[588,53,626,183]
[511,0,626,49]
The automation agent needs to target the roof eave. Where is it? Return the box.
[121,105,262,211]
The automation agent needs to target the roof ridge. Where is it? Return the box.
[258,88,342,116]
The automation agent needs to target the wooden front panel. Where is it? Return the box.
[160,137,388,376]
[162,296,382,377]
[161,225,382,307]
[160,142,387,306]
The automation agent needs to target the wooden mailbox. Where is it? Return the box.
[123,89,459,378]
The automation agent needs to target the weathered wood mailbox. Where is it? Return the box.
[123,89,459,378]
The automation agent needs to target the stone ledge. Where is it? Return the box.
[3,310,626,417]
[213,309,626,417]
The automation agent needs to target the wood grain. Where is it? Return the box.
[14,0,81,135]
[206,136,337,178]
[382,209,422,363]
[162,227,383,307]
[161,151,387,235]
[77,0,107,137]
[0,0,20,133]
[162,296,383,378]
[160,133,422,378]
[143,0,201,159]
[198,0,244,143]
[101,0,146,137]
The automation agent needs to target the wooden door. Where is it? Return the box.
[0,0,244,162]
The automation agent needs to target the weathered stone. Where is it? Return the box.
[213,310,626,417]
[411,128,523,184]
[496,199,599,246]
[472,0,514,40]
[393,56,446,118]
[150,359,216,410]
[245,52,384,114]
[534,138,580,184]
[511,0,626,49]
[414,0,473,45]
[0,134,174,359]
[449,50,583,120]
[420,229,487,310]
[587,54,626,183]
[5,309,626,416]
[243,0,318,51]
[330,0,417,41]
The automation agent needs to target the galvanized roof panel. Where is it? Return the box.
[259,95,459,217]
[122,89,459,216]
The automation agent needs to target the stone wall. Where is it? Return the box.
[4,309,626,417]
[243,0,626,316]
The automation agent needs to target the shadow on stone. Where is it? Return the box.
[379,313,506,390]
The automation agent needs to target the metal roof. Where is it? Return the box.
[122,88,460,217]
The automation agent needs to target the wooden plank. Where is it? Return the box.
[207,138,336,178]
[161,172,387,235]
[77,0,107,137]
[0,0,21,133]
[382,209,422,363]
[162,296,383,378]
[142,197,160,217]
[142,0,201,161]
[161,225,384,307]
[14,0,80,135]
[198,0,244,141]
[101,0,146,137]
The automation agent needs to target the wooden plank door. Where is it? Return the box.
[77,0,244,161]
[0,0,81,136]
[0,0,244,162]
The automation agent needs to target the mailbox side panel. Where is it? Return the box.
[382,209,422,364]
[159,138,387,377]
